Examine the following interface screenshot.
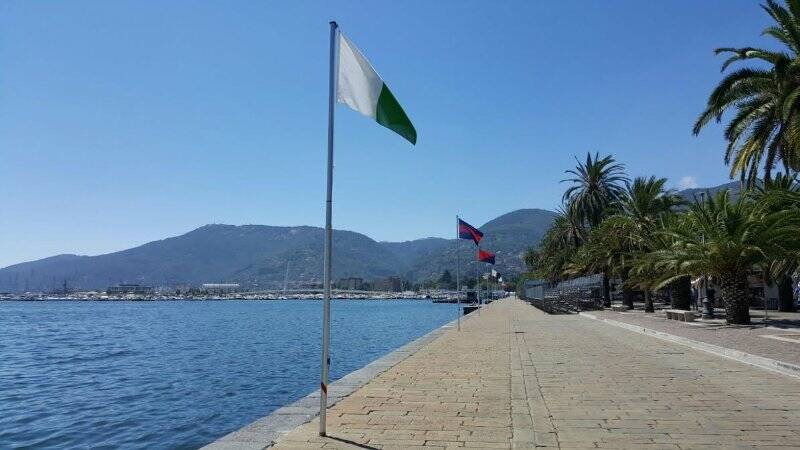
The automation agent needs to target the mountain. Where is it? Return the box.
[677,181,741,203]
[0,209,558,293]
[0,181,750,294]
[0,225,400,292]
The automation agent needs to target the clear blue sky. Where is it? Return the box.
[0,0,769,267]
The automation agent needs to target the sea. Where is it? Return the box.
[0,299,457,449]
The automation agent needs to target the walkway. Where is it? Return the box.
[271,298,800,449]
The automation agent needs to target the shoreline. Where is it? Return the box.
[0,297,440,302]
[201,313,464,449]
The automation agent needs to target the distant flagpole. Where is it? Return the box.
[455,216,461,331]
[456,216,460,292]
[320,20,338,437]
[475,248,480,306]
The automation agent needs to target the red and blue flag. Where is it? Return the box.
[478,249,496,265]
[458,219,483,245]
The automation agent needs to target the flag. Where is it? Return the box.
[337,32,417,145]
[458,218,483,245]
[478,249,495,265]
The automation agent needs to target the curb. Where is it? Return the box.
[202,313,465,450]
[579,312,800,380]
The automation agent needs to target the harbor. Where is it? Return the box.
[6,2,800,449]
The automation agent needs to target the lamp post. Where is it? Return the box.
[762,270,769,325]
[699,192,715,320]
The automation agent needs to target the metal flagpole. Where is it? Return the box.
[475,251,480,305]
[456,216,461,331]
[320,20,337,437]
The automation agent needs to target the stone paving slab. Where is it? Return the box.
[581,311,800,379]
[518,302,800,449]
[589,308,800,367]
[213,298,800,449]
[272,301,512,449]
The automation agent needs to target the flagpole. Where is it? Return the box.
[320,20,337,437]
[475,249,480,306]
[456,216,461,331]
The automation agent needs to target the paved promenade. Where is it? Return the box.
[271,298,800,449]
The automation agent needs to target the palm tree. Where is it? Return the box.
[564,216,639,307]
[615,177,683,226]
[614,177,684,311]
[561,152,628,305]
[529,207,585,283]
[629,224,695,313]
[694,0,800,184]
[653,191,800,324]
[562,152,628,228]
[752,172,800,311]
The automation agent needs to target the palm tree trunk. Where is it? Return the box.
[622,288,634,309]
[670,276,692,310]
[778,275,796,312]
[620,272,634,309]
[719,273,750,325]
[644,289,654,313]
[602,273,611,308]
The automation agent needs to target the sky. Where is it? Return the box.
[0,0,772,267]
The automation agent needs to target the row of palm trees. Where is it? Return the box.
[525,153,800,324]
[694,0,800,184]
[526,0,800,325]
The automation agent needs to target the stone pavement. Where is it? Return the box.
[270,298,800,449]
[589,308,800,367]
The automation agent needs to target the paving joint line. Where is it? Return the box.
[524,335,560,449]
[514,302,560,449]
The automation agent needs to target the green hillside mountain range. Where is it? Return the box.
[0,183,738,292]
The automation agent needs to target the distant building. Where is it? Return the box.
[373,276,402,292]
[201,283,240,293]
[106,284,154,296]
[337,277,363,290]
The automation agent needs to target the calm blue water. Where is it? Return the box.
[0,300,456,449]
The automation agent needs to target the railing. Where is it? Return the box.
[526,285,605,314]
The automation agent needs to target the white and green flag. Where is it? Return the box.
[336,32,417,145]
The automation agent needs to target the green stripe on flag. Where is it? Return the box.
[376,84,417,145]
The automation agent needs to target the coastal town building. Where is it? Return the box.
[105,284,154,296]
[201,283,240,293]
[336,277,363,290]
[371,276,402,292]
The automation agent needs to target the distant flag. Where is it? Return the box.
[478,249,496,265]
[458,219,483,245]
[337,32,417,144]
